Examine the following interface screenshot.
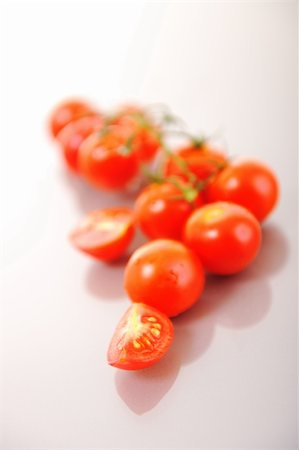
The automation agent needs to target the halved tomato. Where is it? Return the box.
[69,207,135,261]
[107,303,174,370]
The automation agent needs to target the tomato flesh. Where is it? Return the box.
[70,208,135,261]
[107,303,174,370]
[184,201,262,275]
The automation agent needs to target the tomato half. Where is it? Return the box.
[163,144,227,182]
[134,182,203,240]
[107,303,174,370]
[205,160,279,222]
[78,126,140,190]
[56,115,104,172]
[124,239,205,317]
[184,202,261,275]
[49,99,95,138]
[70,207,135,261]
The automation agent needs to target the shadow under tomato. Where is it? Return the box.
[246,223,289,277]
[85,261,127,300]
[114,346,181,415]
[59,168,137,213]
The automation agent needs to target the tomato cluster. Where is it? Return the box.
[49,98,279,371]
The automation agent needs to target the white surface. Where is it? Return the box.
[0,2,297,449]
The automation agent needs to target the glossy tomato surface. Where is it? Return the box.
[49,99,95,137]
[78,126,140,190]
[205,160,279,222]
[112,106,160,161]
[107,303,174,370]
[124,239,205,317]
[70,207,135,261]
[134,182,203,240]
[184,202,261,275]
[56,115,104,172]
[164,144,227,183]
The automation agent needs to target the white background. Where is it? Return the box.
[0,1,297,449]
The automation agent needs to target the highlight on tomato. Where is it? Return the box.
[163,142,228,183]
[78,125,140,190]
[184,201,262,275]
[49,99,95,138]
[205,159,279,222]
[124,239,205,317]
[56,115,104,172]
[134,180,203,240]
[107,303,174,370]
[69,207,135,262]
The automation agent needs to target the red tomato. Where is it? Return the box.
[107,303,174,370]
[164,144,228,182]
[134,182,203,240]
[124,239,205,317]
[78,125,140,190]
[205,160,279,222]
[184,202,261,275]
[49,99,95,137]
[112,106,161,161]
[69,207,135,261]
[56,115,104,172]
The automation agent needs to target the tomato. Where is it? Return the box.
[134,181,203,240]
[205,160,279,222]
[163,144,228,183]
[107,303,174,370]
[111,106,161,161]
[78,125,140,190]
[49,99,95,137]
[184,202,261,275]
[69,207,135,261]
[124,239,205,317]
[56,115,104,172]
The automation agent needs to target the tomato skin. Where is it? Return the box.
[78,126,140,190]
[134,182,203,240]
[184,202,261,275]
[107,303,174,370]
[70,207,135,261]
[205,160,279,222]
[124,239,205,317]
[112,106,160,162]
[56,115,104,172]
[164,145,227,182]
[49,100,94,137]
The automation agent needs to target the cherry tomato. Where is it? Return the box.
[184,202,261,275]
[164,144,228,182]
[49,99,95,137]
[107,303,174,370]
[70,207,135,261]
[205,160,279,222]
[134,181,203,240]
[78,125,140,190]
[56,115,104,172]
[112,106,161,161]
[124,239,205,317]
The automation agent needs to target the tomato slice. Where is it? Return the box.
[107,303,174,370]
[70,207,135,261]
